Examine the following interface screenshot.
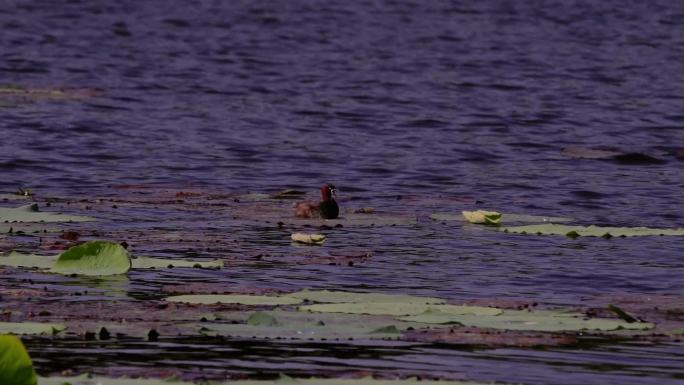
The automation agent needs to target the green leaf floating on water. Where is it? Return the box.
[299,303,501,317]
[500,224,684,237]
[38,374,195,385]
[0,204,94,223]
[285,289,445,304]
[461,210,502,225]
[195,310,424,340]
[0,322,66,335]
[0,334,38,385]
[166,294,302,306]
[399,309,654,332]
[0,251,221,272]
[247,311,280,326]
[290,233,326,245]
[50,241,131,276]
[430,212,573,223]
[131,256,223,270]
[0,251,59,269]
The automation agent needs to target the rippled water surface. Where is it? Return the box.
[1,1,684,384]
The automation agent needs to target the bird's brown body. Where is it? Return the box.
[295,184,339,219]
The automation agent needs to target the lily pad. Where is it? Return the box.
[399,309,654,332]
[38,374,194,385]
[286,290,445,305]
[500,224,684,237]
[291,233,326,245]
[50,241,131,276]
[0,204,94,223]
[131,257,223,270]
[0,322,66,335]
[0,193,31,201]
[430,213,572,223]
[195,310,424,340]
[461,210,502,225]
[247,311,280,326]
[299,303,500,317]
[165,294,302,306]
[0,334,37,385]
[0,251,59,269]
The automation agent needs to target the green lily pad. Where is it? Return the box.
[0,251,59,269]
[195,310,423,340]
[131,257,223,270]
[0,204,94,223]
[38,374,194,385]
[0,334,37,385]
[1,252,221,272]
[50,241,131,276]
[285,290,445,305]
[461,210,502,225]
[165,294,302,306]
[399,309,654,332]
[0,322,66,335]
[299,303,500,317]
[501,224,684,237]
[430,213,572,223]
[0,223,60,234]
[291,233,326,245]
[247,311,280,326]
[0,193,31,201]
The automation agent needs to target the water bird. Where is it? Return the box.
[295,184,339,219]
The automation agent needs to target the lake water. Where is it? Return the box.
[2,1,684,384]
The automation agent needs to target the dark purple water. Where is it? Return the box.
[2,1,684,384]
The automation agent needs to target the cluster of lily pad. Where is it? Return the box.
[164,289,653,338]
[1,199,681,384]
[434,210,684,238]
[1,241,222,276]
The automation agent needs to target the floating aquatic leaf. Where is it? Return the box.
[50,241,131,276]
[247,311,280,326]
[1,251,221,272]
[166,294,302,306]
[291,233,326,245]
[0,322,65,335]
[63,321,196,339]
[0,193,31,201]
[430,213,572,223]
[299,303,500,317]
[461,210,502,225]
[38,374,194,385]
[0,251,59,269]
[131,256,223,270]
[399,309,653,332]
[211,377,486,385]
[501,224,684,237]
[286,290,444,305]
[0,204,94,223]
[195,310,423,340]
[0,334,37,385]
